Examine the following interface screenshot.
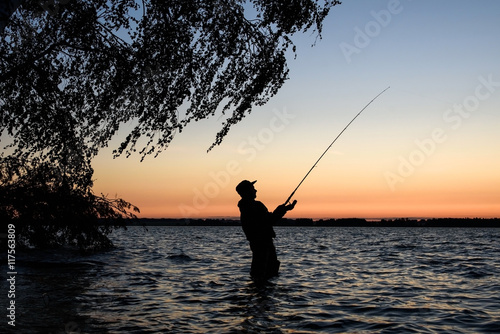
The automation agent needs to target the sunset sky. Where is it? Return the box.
[92,0,500,219]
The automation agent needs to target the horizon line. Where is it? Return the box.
[134,216,500,221]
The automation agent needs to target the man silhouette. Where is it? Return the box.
[236,180,296,284]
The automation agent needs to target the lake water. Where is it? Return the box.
[3,226,500,333]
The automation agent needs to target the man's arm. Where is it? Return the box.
[272,200,297,220]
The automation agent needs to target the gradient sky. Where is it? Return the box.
[91,0,500,219]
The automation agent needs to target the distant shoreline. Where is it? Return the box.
[125,218,500,228]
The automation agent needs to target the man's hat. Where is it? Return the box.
[236,180,256,196]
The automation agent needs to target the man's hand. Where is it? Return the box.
[274,200,297,218]
[285,200,297,211]
[275,200,297,214]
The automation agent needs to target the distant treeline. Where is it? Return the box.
[125,218,500,228]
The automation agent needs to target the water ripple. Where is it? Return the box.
[4,226,500,333]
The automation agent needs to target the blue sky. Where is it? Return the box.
[92,0,500,219]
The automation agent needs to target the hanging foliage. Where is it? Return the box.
[0,0,340,249]
[1,0,340,159]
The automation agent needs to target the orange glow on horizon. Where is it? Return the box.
[133,196,500,220]
[93,150,500,220]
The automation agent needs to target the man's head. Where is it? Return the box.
[236,180,257,199]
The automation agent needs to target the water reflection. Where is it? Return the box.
[236,280,283,334]
[5,251,101,333]
[6,227,500,333]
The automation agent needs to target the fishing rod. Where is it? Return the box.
[284,86,390,205]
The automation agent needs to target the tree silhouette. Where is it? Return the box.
[0,155,139,250]
[0,0,340,249]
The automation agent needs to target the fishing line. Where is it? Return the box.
[284,86,390,205]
